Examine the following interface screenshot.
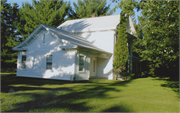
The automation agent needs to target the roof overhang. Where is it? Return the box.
[126,32,137,40]
[59,45,77,50]
[12,24,45,51]
[77,46,112,59]
[59,45,112,59]
[13,48,27,51]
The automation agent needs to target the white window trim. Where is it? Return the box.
[78,54,86,72]
[43,34,45,43]
[46,55,53,70]
[20,51,27,70]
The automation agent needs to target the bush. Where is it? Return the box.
[1,68,17,73]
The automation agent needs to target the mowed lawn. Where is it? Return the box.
[1,74,179,112]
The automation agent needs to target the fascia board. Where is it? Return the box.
[129,16,137,34]
[47,30,62,41]
[13,47,27,51]
[77,46,112,55]
[126,32,137,39]
[12,24,45,50]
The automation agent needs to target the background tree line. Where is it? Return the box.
[1,0,179,81]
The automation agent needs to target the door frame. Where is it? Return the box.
[90,56,97,77]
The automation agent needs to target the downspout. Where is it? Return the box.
[73,50,78,81]
[129,39,133,74]
[113,32,116,78]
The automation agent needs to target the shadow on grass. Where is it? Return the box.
[152,77,179,97]
[9,92,91,112]
[102,105,130,112]
[1,74,132,112]
[1,74,82,93]
[161,81,179,96]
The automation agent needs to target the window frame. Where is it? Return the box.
[78,55,85,72]
[43,34,45,43]
[46,55,52,70]
[21,55,26,69]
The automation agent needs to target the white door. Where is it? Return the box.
[90,57,97,77]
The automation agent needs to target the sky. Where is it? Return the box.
[6,0,140,23]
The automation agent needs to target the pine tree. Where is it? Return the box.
[1,0,20,69]
[113,12,129,79]
[16,0,72,40]
[72,0,113,19]
[113,0,138,79]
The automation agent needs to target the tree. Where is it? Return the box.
[1,0,20,69]
[113,11,129,80]
[16,0,73,40]
[72,0,113,19]
[112,0,138,16]
[113,0,138,80]
[139,1,179,78]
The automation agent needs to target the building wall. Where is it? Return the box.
[77,31,115,80]
[17,31,76,81]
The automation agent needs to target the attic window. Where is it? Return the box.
[43,34,45,43]
[46,55,52,69]
[21,55,26,69]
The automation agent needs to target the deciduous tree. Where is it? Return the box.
[139,1,179,78]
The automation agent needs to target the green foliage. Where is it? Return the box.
[112,0,138,16]
[132,23,144,56]
[115,0,179,78]
[1,0,20,68]
[16,0,72,39]
[139,1,179,75]
[113,12,129,75]
[72,0,113,19]
[113,0,139,77]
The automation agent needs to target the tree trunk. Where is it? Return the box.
[113,74,117,80]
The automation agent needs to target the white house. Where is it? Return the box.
[12,15,138,81]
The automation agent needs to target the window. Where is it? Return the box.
[43,34,45,43]
[79,55,84,71]
[46,55,52,69]
[21,55,26,69]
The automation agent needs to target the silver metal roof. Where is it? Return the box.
[42,24,111,54]
[57,15,120,33]
[13,24,111,54]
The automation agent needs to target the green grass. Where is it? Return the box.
[1,74,179,112]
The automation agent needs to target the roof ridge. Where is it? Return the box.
[63,14,120,22]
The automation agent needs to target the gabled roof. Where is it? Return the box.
[57,15,137,36]
[13,24,111,54]
[57,15,120,33]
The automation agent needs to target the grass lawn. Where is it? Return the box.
[1,74,179,112]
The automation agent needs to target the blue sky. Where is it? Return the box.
[6,0,140,23]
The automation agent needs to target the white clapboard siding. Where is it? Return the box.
[16,31,76,81]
